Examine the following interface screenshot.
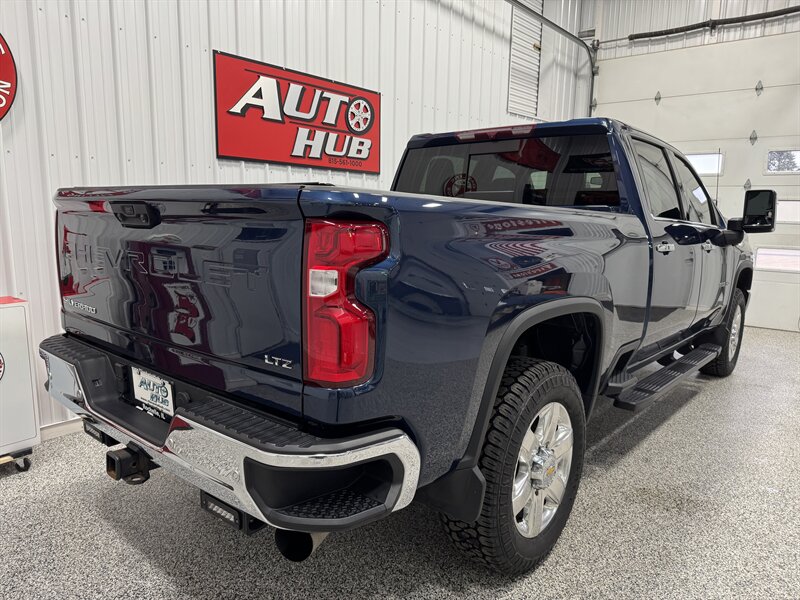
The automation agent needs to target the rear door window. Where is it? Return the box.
[631,139,682,220]
[672,154,715,225]
[394,134,621,210]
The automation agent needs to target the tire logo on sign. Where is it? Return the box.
[346,97,374,134]
[0,352,5,382]
[0,33,18,121]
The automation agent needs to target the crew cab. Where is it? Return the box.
[39,118,776,573]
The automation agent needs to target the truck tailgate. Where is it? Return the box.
[55,185,305,414]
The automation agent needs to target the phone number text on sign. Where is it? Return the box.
[214,51,381,174]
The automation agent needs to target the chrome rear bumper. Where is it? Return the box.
[40,336,420,532]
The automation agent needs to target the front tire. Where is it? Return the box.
[441,358,586,574]
[701,288,746,377]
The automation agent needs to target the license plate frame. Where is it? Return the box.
[131,367,175,418]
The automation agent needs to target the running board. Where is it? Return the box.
[614,344,722,412]
[604,371,638,397]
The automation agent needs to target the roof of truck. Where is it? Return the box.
[406,117,623,148]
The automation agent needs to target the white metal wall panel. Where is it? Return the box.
[586,0,800,60]
[508,0,544,118]
[538,0,591,121]
[0,0,586,427]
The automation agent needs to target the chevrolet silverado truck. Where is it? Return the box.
[39,118,776,574]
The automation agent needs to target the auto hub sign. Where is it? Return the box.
[0,33,18,121]
[214,51,380,174]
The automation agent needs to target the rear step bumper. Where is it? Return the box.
[39,334,420,533]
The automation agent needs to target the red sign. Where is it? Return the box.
[214,51,380,174]
[0,33,18,121]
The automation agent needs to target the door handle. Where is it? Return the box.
[655,241,675,255]
[701,240,713,252]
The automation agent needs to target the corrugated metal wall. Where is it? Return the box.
[539,0,590,120]
[584,0,800,60]
[508,0,544,118]
[0,0,586,427]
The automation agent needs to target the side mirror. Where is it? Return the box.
[737,189,777,233]
[711,228,744,247]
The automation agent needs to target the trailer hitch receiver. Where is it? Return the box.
[106,446,158,485]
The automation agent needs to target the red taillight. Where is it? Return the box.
[303,219,388,387]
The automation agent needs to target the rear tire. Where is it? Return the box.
[701,288,746,377]
[440,358,586,574]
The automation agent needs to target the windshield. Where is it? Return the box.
[394,134,621,210]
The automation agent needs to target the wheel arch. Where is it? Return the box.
[416,297,606,522]
[735,264,753,303]
[471,298,606,449]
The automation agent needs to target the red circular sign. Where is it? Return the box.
[443,173,477,197]
[0,33,18,121]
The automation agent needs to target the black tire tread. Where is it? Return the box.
[440,357,583,574]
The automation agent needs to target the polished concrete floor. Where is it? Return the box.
[1,326,798,599]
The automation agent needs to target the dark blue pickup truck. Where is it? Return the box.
[40,118,776,574]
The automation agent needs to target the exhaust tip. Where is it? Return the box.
[274,529,329,562]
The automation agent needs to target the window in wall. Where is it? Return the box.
[685,152,724,176]
[777,200,800,224]
[632,140,681,220]
[766,150,800,174]
[672,154,714,225]
[755,248,800,273]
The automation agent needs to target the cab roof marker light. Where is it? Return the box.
[455,124,537,141]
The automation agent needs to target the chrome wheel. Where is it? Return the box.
[728,305,742,361]
[512,402,573,538]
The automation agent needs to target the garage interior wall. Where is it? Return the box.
[583,0,800,60]
[539,0,590,121]
[0,0,590,428]
[508,0,590,121]
[585,0,800,332]
[508,0,544,118]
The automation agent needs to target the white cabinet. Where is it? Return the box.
[0,298,41,463]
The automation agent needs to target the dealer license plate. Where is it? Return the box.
[131,367,175,417]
